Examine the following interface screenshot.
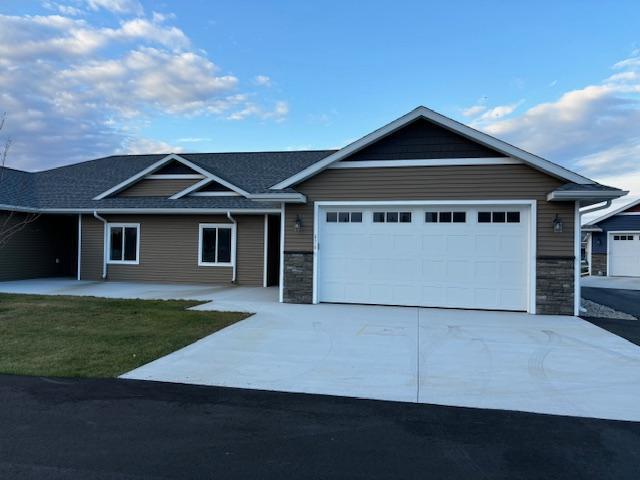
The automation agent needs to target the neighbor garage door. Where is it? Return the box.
[317,204,531,311]
[609,233,640,277]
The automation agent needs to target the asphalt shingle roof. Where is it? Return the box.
[0,150,336,210]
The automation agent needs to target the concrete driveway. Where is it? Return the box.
[123,300,640,422]
[582,275,640,290]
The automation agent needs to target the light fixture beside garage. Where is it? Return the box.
[553,214,564,233]
[295,215,304,232]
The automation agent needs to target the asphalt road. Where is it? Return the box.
[1,375,639,479]
[582,287,640,318]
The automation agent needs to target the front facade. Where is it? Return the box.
[1,107,626,315]
[583,199,640,277]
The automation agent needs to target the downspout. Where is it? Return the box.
[227,211,237,283]
[93,211,108,279]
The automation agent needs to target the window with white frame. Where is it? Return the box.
[199,224,235,266]
[326,211,363,223]
[107,224,140,264]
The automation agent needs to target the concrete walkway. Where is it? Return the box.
[582,275,640,291]
[124,300,640,422]
[0,277,275,302]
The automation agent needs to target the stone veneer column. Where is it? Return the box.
[283,252,313,303]
[536,256,575,315]
[590,253,607,276]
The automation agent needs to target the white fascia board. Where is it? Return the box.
[247,193,307,203]
[94,154,215,200]
[15,207,281,214]
[581,225,603,232]
[583,197,640,225]
[145,174,204,180]
[170,175,250,199]
[0,203,40,213]
[270,106,595,190]
[327,157,522,168]
[547,190,628,201]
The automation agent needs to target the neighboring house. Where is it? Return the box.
[0,107,626,316]
[582,198,640,277]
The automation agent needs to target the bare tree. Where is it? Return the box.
[0,113,40,247]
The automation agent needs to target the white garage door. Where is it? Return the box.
[609,233,640,277]
[317,204,531,311]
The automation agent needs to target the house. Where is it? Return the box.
[0,106,626,316]
[582,198,640,277]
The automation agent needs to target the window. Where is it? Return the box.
[478,211,521,224]
[108,224,139,264]
[199,224,235,266]
[373,211,412,223]
[613,235,634,241]
[399,212,412,223]
[425,211,466,223]
[507,212,521,223]
[326,211,362,223]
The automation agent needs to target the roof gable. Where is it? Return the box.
[585,198,640,225]
[341,118,506,161]
[270,106,595,190]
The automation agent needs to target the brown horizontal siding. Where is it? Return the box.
[0,212,77,281]
[79,214,264,286]
[118,179,200,197]
[80,215,104,280]
[284,164,575,257]
[236,215,265,287]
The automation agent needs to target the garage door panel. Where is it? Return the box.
[609,234,640,277]
[318,205,530,311]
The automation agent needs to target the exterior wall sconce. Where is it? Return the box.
[294,215,303,232]
[553,214,563,233]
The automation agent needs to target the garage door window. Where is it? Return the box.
[425,211,466,223]
[373,211,412,223]
[478,211,521,223]
[613,235,634,241]
[326,211,362,223]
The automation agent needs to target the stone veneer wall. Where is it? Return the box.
[536,256,575,315]
[590,253,607,276]
[283,252,313,303]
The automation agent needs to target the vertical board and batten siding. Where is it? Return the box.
[344,118,506,161]
[0,212,77,281]
[284,164,575,257]
[80,214,265,286]
[118,179,201,197]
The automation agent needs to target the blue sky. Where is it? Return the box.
[1,0,640,211]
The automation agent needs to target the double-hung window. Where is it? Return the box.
[199,224,236,266]
[107,223,140,264]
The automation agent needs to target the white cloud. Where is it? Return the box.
[0,8,287,170]
[476,101,523,122]
[120,136,181,155]
[254,75,271,86]
[462,105,486,117]
[460,51,640,199]
[86,0,143,15]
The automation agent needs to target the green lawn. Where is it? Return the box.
[0,293,249,378]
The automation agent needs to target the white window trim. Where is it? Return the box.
[106,223,140,265]
[198,223,237,267]
[313,200,537,314]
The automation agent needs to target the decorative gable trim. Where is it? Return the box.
[94,154,217,200]
[270,106,594,190]
[170,175,250,199]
